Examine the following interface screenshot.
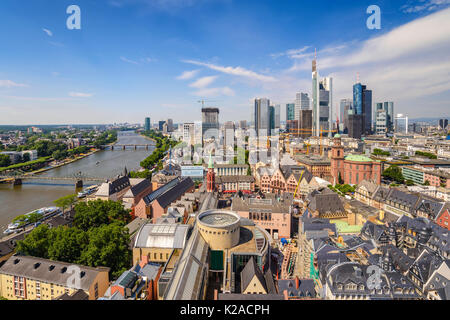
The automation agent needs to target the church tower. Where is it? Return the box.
[331,134,344,185]
[206,152,215,193]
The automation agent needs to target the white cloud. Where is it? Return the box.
[270,46,310,59]
[176,69,200,80]
[193,86,235,97]
[120,56,139,65]
[69,92,93,98]
[0,80,28,88]
[189,76,218,89]
[42,28,53,37]
[183,60,277,82]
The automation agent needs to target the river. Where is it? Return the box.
[0,131,155,232]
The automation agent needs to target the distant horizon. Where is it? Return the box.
[1,116,449,129]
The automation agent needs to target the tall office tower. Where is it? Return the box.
[222,121,235,150]
[158,120,166,131]
[286,103,295,121]
[295,93,310,121]
[353,83,372,135]
[269,106,275,134]
[274,104,280,131]
[194,121,203,146]
[299,110,313,138]
[201,108,220,140]
[312,55,333,137]
[348,112,363,139]
[383,102,394,132]
[254,98,270,137]
[375,110,388,135]
[320,77,333,136]
[183,123,195,145]
[312,55,320,137]
[340,99,352,132]
[239,120,247,129]
[144,117,151,131]
[439,119,448,129]
[166,119,174,132]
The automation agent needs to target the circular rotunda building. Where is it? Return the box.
[197,210,241,250]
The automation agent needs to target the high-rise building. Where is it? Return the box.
[145,117,151,131]
[299,110,313,139]
[348,112,363,139]
[375,110,388,135]
[353,83,372,135]
[201,108,220,140]
[239,120,247,129]
[183,123,195,145]
[295,93,310,122]
[286,103,295,121]
[312,56,332,137]
[222,121,235,150]
[274,104,281,131]
[158,120,166,131]
[254,98,270,137]
[439,118,449,129]
[384,102,394,132]
[340,99,352,133]
[167,119,174,132]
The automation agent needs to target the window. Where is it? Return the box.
[94,283,99,299]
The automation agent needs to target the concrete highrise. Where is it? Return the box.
[254,98,270,137]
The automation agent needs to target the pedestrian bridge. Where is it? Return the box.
[102,144,154,151]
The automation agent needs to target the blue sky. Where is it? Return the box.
[0,0,449,125]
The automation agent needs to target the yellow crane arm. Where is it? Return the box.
[293,170,305,199]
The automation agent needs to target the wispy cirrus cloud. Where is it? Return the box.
[176,69,200,80]
[183,60,277,82]
[42,28,53,37]
[120,56,139,65]
[120,56,156,65]
[401,0,450,13]
[0,80,28,88]
[189,76,218,89]
[69,92,93,98]
[192,86,235,97]
[270,46,310,59]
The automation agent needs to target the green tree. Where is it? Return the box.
[382,165,405,184]
[47,227,88,263]
[0,154,11,167]
[78,223,132,279]
[424,180,430,186]
[16,224,52,258]
[54,194,77,213]
[74,200,131,231]
[22,153,30,162]
[405,179,415,186]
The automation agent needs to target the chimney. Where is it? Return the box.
[214,289,218,300]
[295,277,299,289]
[283,290,289,300]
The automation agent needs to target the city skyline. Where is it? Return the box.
[1,0,450,125]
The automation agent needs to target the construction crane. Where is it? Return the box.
[197,99,217,108]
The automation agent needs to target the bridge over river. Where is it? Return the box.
[0,174,106,188]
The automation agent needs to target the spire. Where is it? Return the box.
[208,151,214,169]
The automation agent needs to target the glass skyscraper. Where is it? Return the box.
[286,103,295,121]
[353,83,372,135]
[145,117,151,131]
[254,98,270,137]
